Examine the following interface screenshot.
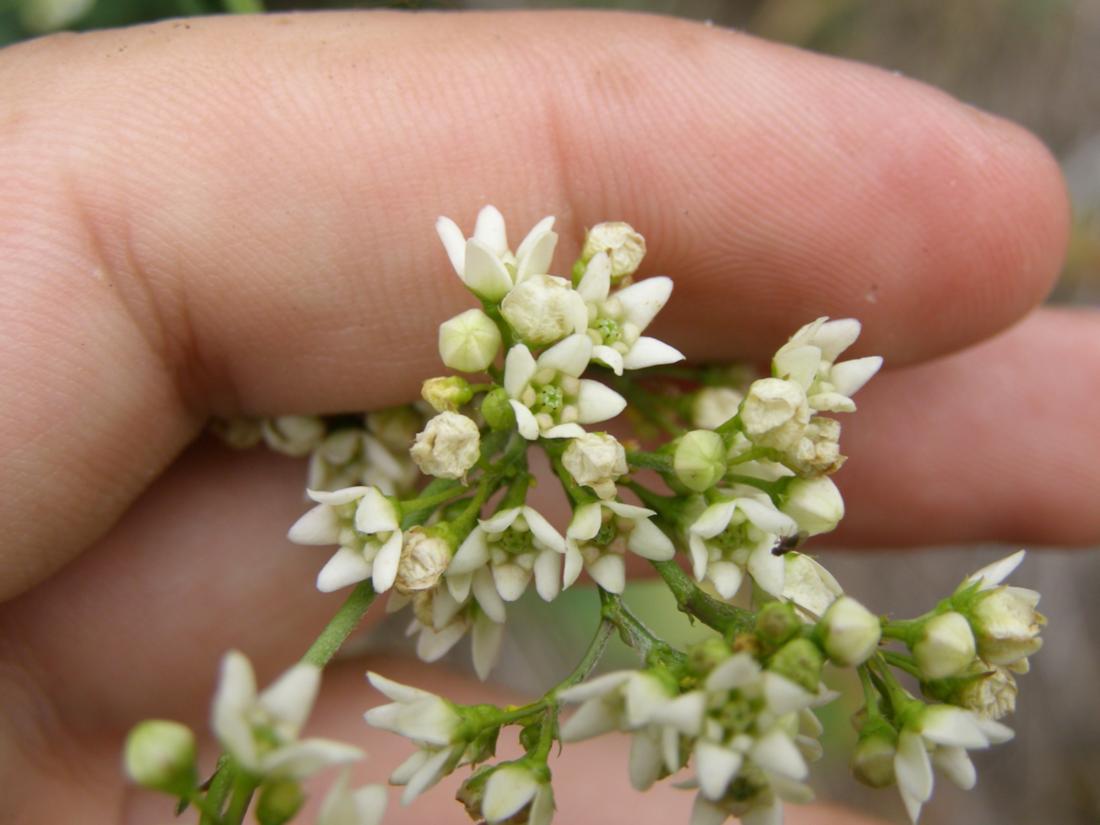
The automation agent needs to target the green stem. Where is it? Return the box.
[549,618,615,698]
[622,480,680,522]
[222,771,258,825]
[857,663,883,719]
[302,581,377,667]
[650,560,755,636]
[625,450,674,473]
[724,474,786,497]
[543,440,593,506]
[599,589,683,667]
[881,650,922,679]
[870,653,914,715]
[198,756,232,825]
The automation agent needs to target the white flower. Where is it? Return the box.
[438,308,503,373]
[574,252,684,375]
[558,670,686,742]
[262,415,326,457]
[894,704,1013,823]
[692,387,743,430]
[961,551,1044,667]
[580,221,646,282]
[450,505,565,603]
[780,477,844,537]
[503,335,626,440]
[740,378,810,452]
[395,528,453,595]
[436,205,557,301]
[287,486,403,594]
[781,553,842,620]
[563,432,628,500]
[482,763,555,825]
[563,500,675,594]
[212,651,362,779]
[500,273,588,346]
[819,596,881,666]
[913,612,977,680]
[410,412,481,480]
[772,317,882,413]
[317,770,388,825]
[687,495,798,599]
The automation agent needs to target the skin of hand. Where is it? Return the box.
[0,9,1090,825]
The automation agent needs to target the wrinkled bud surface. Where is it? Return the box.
[410,412,480,480]
[396,529,453,594]
[563,432,627,500]
[741,378,810,451]
[969,586,1045,666]
[581,222,646,282]
[673,430,727,493]
[500,274,586,346]
[422,376,474,412]
[439,308,503,373]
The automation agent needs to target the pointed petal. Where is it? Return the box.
[894,729,933,805]
[921,707,989,749]
[588,553,626,594]
[830,355,883,397]
[510,400,540,440]
[317,547,373,593]
[628,518,676,560]
[737,497,798,536]
[389,750,427,785]
[975,717,1015,745]
[449,529,491,575]
[932,746,976,790]
[472,615,504,681]
[288,504,343,545]
[604,501,655,519]
[690,795,728,825]
[263,738,364,780]
[538,333,593,378]
[523,506,566,553]
[813,318,861,362]
[492,563,532,602]
[563,544,584,589]
[367,672,431,703]
[446,571,472,603]
[622,337,685,370]
[966,550,1026,590]
[473,205,508,256]
[705,653,761,691]
[576,380,627,423]
[557,671,634,703]
[624,673,673,728]
[773,344,820,388]
[515,216,556,265]
[504,345,538,398]
[479,507,522,534]
[484,765,539,822]
[748,542,786,596]
[212,651,258,770]
[464,241,512,300]
[533,548,563,601]
[649,691,705,735]
[401,747,452,805]
[432,586,464,628]
[559,697,619,742]
[516,230,558,283]
[689,535,709,581]
[691,501,738,538]
[763,672,816,715]
[435,216,466,277]
[543,422,588,439]
[528,785,555,825]
[709,562,744,600]
[308,486,370,506]
[629,731,664,790]
[616,276,672,332]
[472,568,507,623]
[661,725,680,773]
[750,730,808,780]
[350,785,388,825]
[567,503,603,541]
[592,344,625,376]
[355,487,399,533]
[371,532,402,593]
[576,251,611,303]
[258,663,321,735]
[694,741,743,800]
[416,622,467,663]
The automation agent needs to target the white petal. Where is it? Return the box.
[435,216,466,277]
[537,333,593,378]
[742,801,784,825]
[367,671,431,703]
[808,391,856,413]
[350,785,388,825]
[472,568,507,623]
[932,745,976,790]
[576,380,627,423]
[533,548,562,601]
[472,615,504,681]
[576,251,611,303]
[308,486,369,506]
[212,651,258,770]
[401,747,452,804]
[543,423,587,439]
[622,337,685,370]
[567,503,604,541]
[523,506,566,553]
[689,535,710,581]
[389,750,428,785]
[432,586,465,628]
[661,725,681,773]
[371,532,402,593]
[616,276,672,332]
[689,795,728,825]
[750,730,807,780]
[974,717,1015,745]
[830,355,882,397]
[593,344,625,376]
[709,562,744,600]
[604,501,655,519]
[504,345,538,398]
[528,785,555,825]
[920,707,989,749]
[737,497,798,536]
[446,571,473,603]
[449,529,491,575]
[966,550,1026,590]
[510,401,540,440]
[691,501,738,539]
[355,487,399,533]
[900,788,924,825]
[559,697,619,742]
[492,564,532,602]
[317,547,373,593]
[479,507,522,534]
[748,542,786,597]
[694,741,743,800]
[483,765,539,822]
[628,518,676,560]
[416,622,467,663]
[705,653,761,691]
[624,673,673,728]
[649,691,706,735]
[894,729,933,805]
[259,663,321,734]
[558,671,634,703]
[588,553,626,594]
[762,672,815,715]
[629,731,664,791]
[288,504,343,545]
[773,344,820,388]
[515,216,556,266]
[812,318,861,362]
[473,205,508,256]
[262,738,363,780]
[563,544,584,589]
[516,230,558,283]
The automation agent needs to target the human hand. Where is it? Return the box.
[0,10,1087,824]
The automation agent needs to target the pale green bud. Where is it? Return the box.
[421,376,474,412]
[851,721,897,788]
[781,477,845,537]
[123,720,196,795]
[673,430,726,492]
[913,611,977,680]
[481,388,515,431]
[755,601,802,650]
[439,308,502,373]
[769,638,823,693]
[256,779,305,825]
[580,222,646,282]
[820,596,881,666]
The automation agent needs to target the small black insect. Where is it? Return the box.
[771,534,804,556]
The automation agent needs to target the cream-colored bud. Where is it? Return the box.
[395,529,452,595]
[581,222,646,282]
[691,387,743,430]
[820,596,880,666]
[969,586,1045,666]
[563,432,627,500]
[124,720,197,794]
[782,477,845,536]
[741,378,810,451]
[439,308,503,373]
[913,612,977,680]
[421,376,474,412]
[410,412,481,480]
[500,274,586,346]
[851,729,896,788]
[956,666,1018,720]
[673,430,726,493]
[262,415,326,457]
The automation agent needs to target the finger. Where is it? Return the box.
[831,307,1100,548]
[0,11,1067,598]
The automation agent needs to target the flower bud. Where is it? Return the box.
[782,553,842,619]
[768,637,823,693]
[968,586,1045,666]
[481,388,516,431]
[691,386,743,430]
[123,720,197,795]
[563,432,627,500]
[820,596,881,667]
[421,376,474,412]
[741,378,810,451]
[781,477,844,537]
[580,222,646,282]
[686,637,734,677]
[439,308,503,373]
[367,406,423,451]
[754,601,802,649]
[500,274,587,346]
[395,528,453,594]
[913,611,977,680]
[256,779,305,825]
[410,412,481,480]
[851,721,897,788]
[262,415,326,457]
[673,430,727,493]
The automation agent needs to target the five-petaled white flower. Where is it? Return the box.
[503,334,626,440]
[288,486,403,594]
[574,251,684,375]
[212,651,362,780]
[772,317,882,413]
[436,205,557,302]
[688,494,798,599]
[564,500,675,594]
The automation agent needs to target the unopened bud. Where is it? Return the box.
[673,430,727,493]
[439,308,503,373]
[768,637,823,693]
[123,720,197,795]
[395,528,453,594]
[755,601,801,649]
[913,611,977,680]
[580,222,646,282]
[563,432,627,500]
[781,477,844,537]
[686,637,733,677]
[256,779,305,825]
[481,388,516,431]
[410,412,481,480]
[422,376,474,412]
[741,378,810,451]
[851,721,897,788]
[820,596,881,667]
[500,274,586,347]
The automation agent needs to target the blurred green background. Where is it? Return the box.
[4,2,1096,824]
